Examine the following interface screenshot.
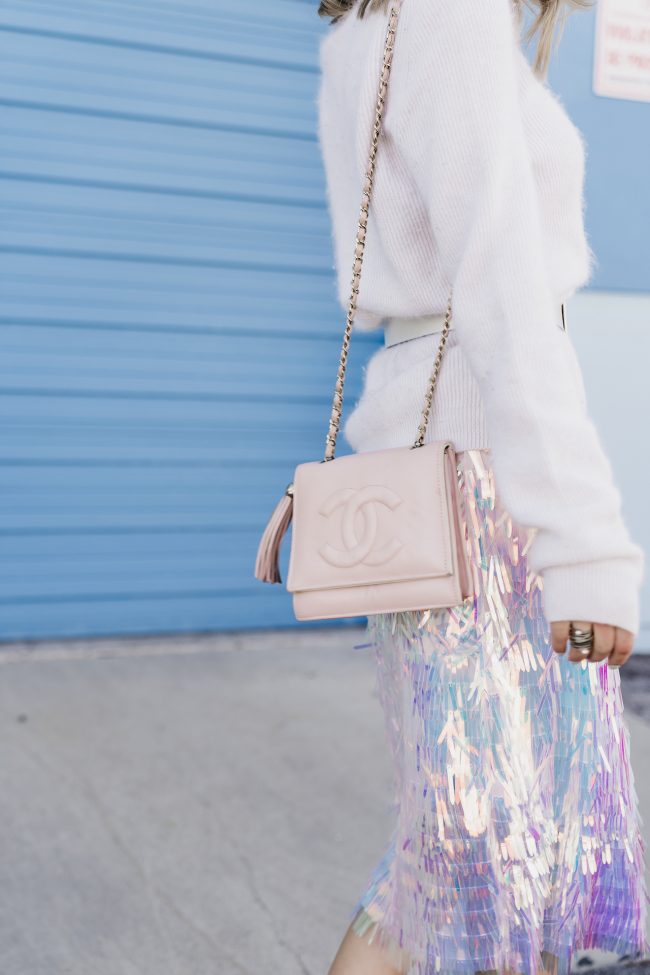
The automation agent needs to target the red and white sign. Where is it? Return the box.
[593,0,650,102]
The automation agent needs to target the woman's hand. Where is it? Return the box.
[550,620,634,668]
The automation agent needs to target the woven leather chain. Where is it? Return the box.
[323,3,453,462]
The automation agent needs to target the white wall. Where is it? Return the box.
[569,291,650,650]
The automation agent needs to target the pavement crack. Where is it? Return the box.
[153,890,254,975]
[187,787,314,975]
[236,848,314,975]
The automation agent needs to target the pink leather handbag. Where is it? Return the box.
[254,3,474,621]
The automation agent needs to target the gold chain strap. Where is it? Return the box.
[413,292,452,448]
[323,2,452,461]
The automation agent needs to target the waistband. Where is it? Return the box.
[384,303,568,347]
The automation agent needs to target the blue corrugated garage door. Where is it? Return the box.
[0,0,375,639]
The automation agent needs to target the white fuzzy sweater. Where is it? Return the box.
[317,0,645,634]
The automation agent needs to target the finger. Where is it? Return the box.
[590,622,616,664]
[609,627,635,669]
[567,620,593,665]
[550,620,570,654]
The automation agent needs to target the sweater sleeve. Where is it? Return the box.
[400,0,644,634]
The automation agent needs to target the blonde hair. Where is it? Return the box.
[317,0,590,77]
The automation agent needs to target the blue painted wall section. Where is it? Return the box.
[0,0,376,639]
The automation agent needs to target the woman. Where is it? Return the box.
[316,1,648,974]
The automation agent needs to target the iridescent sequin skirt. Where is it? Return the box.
[350,448,647,975]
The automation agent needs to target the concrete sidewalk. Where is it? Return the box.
[0,629,648,975]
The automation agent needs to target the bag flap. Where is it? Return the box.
[286,441,455,594]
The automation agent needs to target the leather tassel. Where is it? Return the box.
[254,484,294,584]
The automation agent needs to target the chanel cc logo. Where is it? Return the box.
[318,485,403,568]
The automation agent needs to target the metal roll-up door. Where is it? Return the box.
[0,0,375,639]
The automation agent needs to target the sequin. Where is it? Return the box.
[350,448,647,975]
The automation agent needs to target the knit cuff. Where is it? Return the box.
[541,559,643,636]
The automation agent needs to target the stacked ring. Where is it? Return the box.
[569,623,594,657]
